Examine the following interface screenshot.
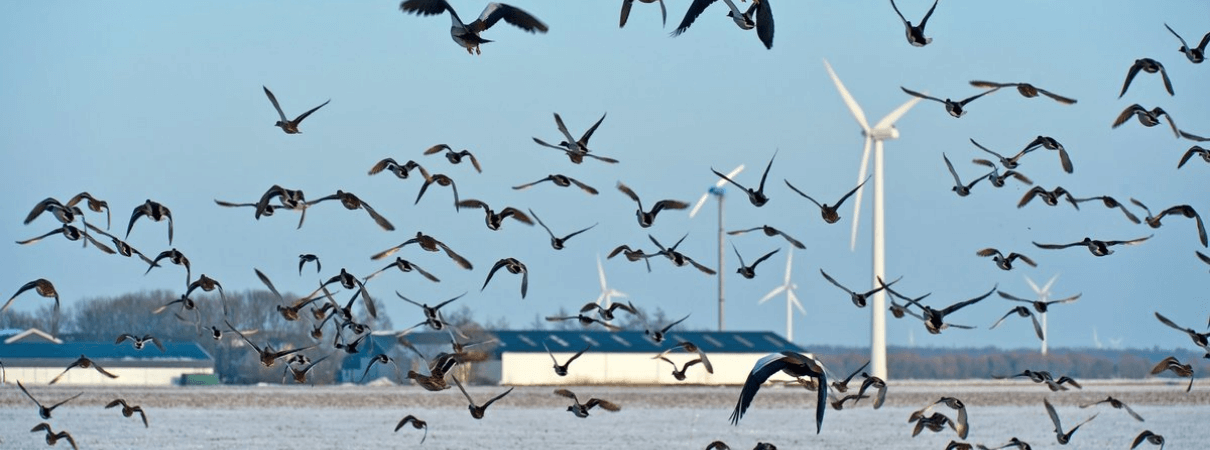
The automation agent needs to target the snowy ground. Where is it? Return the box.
[1,380,1204,449]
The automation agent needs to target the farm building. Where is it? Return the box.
[0,328,215,386]
[390,329,806,386]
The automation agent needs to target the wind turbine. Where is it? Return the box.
[758,248,805,342]
[689,164,744,331]
[595,255,627,309]
[1026,274,1059,355]
[823,58,923,381]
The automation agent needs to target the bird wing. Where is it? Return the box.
[262,86,289,122]
[480,259,508,292]
[1119,62,1143,98]
[616,181,642,206]
[835,176,871,208]
[92,360,119,378]
[1028,310,1045,340]
[1166,23,1190,50]
[451,375,476,405]
[1043,398,1064,433]
[672,0,718,36]
[1158,65,1174,96]
[957,87,999,106]
[943,153,964,187]
[1112,104,1142,128]
[1154,311,1191,334]
[918,0,939,29]
[619,0,634,27]
[471,2,548,34]
[586,398,622,412]
[565,176,599,195]
[755,0,774,50]
[969,80,1011,89]
[578,112,607,146]
[900,86,944,104]
[939,285,997,317]
[292,99,330,124]
[438,241,473,270]
[552,113,578,146]
[889,0,909,24]
[1033,240,1080,250]
[359,201,395,231]
[1104,235,1152,247]
[751,248,780,269]
[819,269,856,295]
[1121,402,1144,422]
[1036,87,1077,105]
[783,179,824,209]
[712,167,750,192]
[254,268,284,301]
[731,353,788,425]
[660,314,690,334]
[988,309,1017,330]
[561,223,598,242]
[481,386,515,409]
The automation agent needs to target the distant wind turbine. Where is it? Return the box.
[689,164,744,331]
[758,248,805,342]
[595,255,627,309]
[824,58,922,381]
[1092,327,1103,349]
[1026,274,1059,355]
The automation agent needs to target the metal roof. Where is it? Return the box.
[0,341,214,367]
[401,330,803,356]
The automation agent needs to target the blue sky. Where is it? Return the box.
[2,1,1207,354]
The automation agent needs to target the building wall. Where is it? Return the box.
[502,352,798,385]
[6,366,215,386]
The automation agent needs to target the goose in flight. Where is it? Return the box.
[900,86,999,118]
[399,0,548,55]
[1119,58,1174,98]
[619,0,666,28]
[784,176,869,224]
[890,0,939,47]
[731,351,828,433]
[969,80,1076,104]
[532,112,618,164]
[262,86,329,134]
[673,0,774,50]
[1165,23,1208,63]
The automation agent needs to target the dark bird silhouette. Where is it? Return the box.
[308,190,394,231]
[969,138,1030,170]
[298,254,321,275]
[617,181,688,228]
[116,333,165,352]
[820,270,898,308]
[424,144,482,173]
[531,112,618,164]
[85,223,158,267]
[943,153,989,196]
[1150,356,1194,391]
[146,248,191,286]
[649,234,715,275]
[16,223,115,254]
[1079,396,1143,422]
[732,244,778,279]
[731,351,828,433]
[910,412,959,438]
[186,274,226,313]
[727,225,805,249]
[394,415,429,444]
[969,80,1076,104]
[901,86,998,118]
[830,360,870,393]
[645,313,690,343]
[672,0,775,50]
[225,319,314,367]
[711,151,777,207]
[24,197,84,226]
[30,423,78,450]
[374,231,473,270]
[365,257,440,283]
[1033,235,1152,257]
[530,209,596,250]
[18,381,82,420]
[655,340,714,374]
[890,0,938,47]
[49,354,119,384]
[458,199,534,231]
[4,278,60,316]
[1165,23,1208,63]
[1131,430,1165,449]
[127,199,174,244]
[545,313,622,331]
[580,301,638,322]
[396,291,464,333]
[399,0,548,55]
[607,244,657,272]
[977,437,1032,450]
[1131,199,1207,247]
[989,306,1044,340]
[1199,250,1210,271]
[545,343,591,376]
[1021,136,1074,173]
[319,268,376,319]
[1018,186,1078,209]
[997,289,1080,314]
[1044,398,1097,445]
[900,285,997,334]
[415,173,460,210]
[253,184,308,227]
[481,257,528,298]
[910,397,969,439]
[283,354,329,384]
[1178,145,1209,168]
[262,86,328,134]
[976,248,1037,271]
[656,355,708,381]
[360,353,403,383]
[784,176,869,224]
[1113,104,1182,138]
[368,157,430,180]
[1120,58,1174,98]
[619,0,666,28]
[452,376,513,419]
[105,398,149,427]
[1068,196,1140,224]
[1154,312,1210,354]
[855,372,888,409]
[512,174,599,194]
[65,192,111,229]
[555,388,621,418]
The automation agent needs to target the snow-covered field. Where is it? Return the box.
[1,381,1204,449]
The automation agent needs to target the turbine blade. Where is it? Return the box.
[823,59,870,132]
[872,96,923,131]
[688,192,711,219]
[1041,274,1059,293]
[849,137,872,251]
[789,290,806,315]
[690,165,743,218]
[1024,275,1040,293]
[783,250,794,284]
[597,255,608,290]
[759,286,786,304]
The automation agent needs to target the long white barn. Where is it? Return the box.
[0,328,215,386]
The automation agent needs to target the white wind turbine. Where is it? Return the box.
[689,164,744,331]
[823,58,923,381]
[1025,274,1059,355]
[758,248,805,342]
[595,255,627,309]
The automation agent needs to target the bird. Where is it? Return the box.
[126,199,174,244]
[374,231,473,270]
[299,254,321,275]
[1178,145,1209,168]
[1149,356,1194,391]
[65,191,111,229]
[890,0,939,47]
[1154,312,1210,355]
[1113,104,1182,138]
[820,269,898,308]
[731,351,828,433]
[969,138,1031,170]
[399,0,548,55]
[263,273,329,322]
[1119,58,1174,98]
[105,398,149,428]
[993,369,1069,391]
[828,393,870,410]
[912,397,969,439]
[645,313,690,343]
[368,157,430,180]
[656,355,709,381]
[396,291,464,332]
[727,225,805,249]
[30,423,78,450]
[115,333,166,352]
[423,144,482,173]
[17,381,82,420]
[1131,430,1165,449]
[545,343,590,376]
[649,234,716,275]
[1033,235,1151,257]
[607,244,657,272]
[617,181,689,228]
[307,190,394,231]
[458,199,534,231]
[1079,396,1144,422]
[1067,195,1141,224]
[225,319,314,367]
[1199,250,1210,271]
[529,209,596,250]
[360,353,403,383]
[711,151,777,207]
[545,313,622,331]
[452,376,513,419]
[262,86,328,134]
[1020,135,1075,173]
[989,306,1045,340]
[996,290,1080,314]
[581,301,638,322]
[4,278,60,316]
[972,160,1033,188]
[49,354,119,384]
[146,248,191,286]
[283,354,330,384]
[1165,23,1208,63]
[555,388,621,418]
[186,274,226,311]
[365,257,440,283]
[830,360,870,393]
[619,0,666,28]
[319,268,376,319]
[901,285,997,334]
[1017,186,1078,209]
[968,80,1076,104]
[732,244,778,279]
[532,112,618,164]
[978,437,1033,450]
[672,0,774,50]
[784,176,869,224]
[943,152,990,196]
[252,185,309,227]
[23,197,85,226]
[16,223,116,254]
[394,415,428,444]
[1130,199,1207,247]
[654,340,714,374]
[900,86,998,118]
[910,412,959,438]
[512,174,599,195]
[414,173,460,210]
[854,372,888,409]
[1043,398,1097,445]
[481,257,528,298]
[976,248,1037,271]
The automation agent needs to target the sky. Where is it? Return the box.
[1,1,1207,355]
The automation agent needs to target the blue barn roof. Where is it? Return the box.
[0,341,213,368]
[402,330,803,356]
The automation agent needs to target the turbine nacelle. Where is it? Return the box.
[867,126,900,141]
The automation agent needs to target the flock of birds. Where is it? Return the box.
[5,1,1210,449]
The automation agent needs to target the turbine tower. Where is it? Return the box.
[758,248,805,341]
[689,164,744,331]
[1025,274,1059,355]
[824,58,923,381]
[595,255,627,309]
